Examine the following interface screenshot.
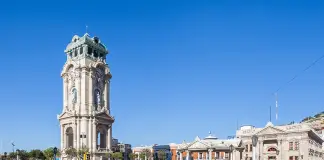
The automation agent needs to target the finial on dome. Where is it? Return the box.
[209,131,211,135]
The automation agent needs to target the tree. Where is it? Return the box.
[139,153,145,160]
[28,149,45,160]
[128,153,137,160]
[105,151,113,160]
[157,150,167,160]
[43,147,61,160]
[76,147,89,160]
[111,152,123,160]
[64,147,77,160]
[141,149,152,160]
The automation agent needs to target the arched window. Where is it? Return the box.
[72,88,77,103]
[268,147,277,152]
[94,89,101,105]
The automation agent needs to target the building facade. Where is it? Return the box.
[177,132,244,160]
[132,145,155,160]
[236,122,324,160]
[153,145,172,160]
[57,33,114,160]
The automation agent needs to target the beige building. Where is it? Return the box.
[236,121,324,160]
[57,33,114,160]
[176,133,244,160]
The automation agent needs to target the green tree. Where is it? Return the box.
[64,147,77,160]
[105,151,113,160]
[111,152,123,160]
[76,147,89,160]
[128,153,137,160]
[43,147,61,160]
[139,153,145,160]
[28,149,45,160]
[141,149,152,160]
[157,150,167,160]
[8,152,17,159]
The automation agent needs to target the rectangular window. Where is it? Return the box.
[295,141,299,150]
[88,47,92,55]
[249,144,252,152]
[198,153,202,159]
[215,152,219,159]
[289,142,293,150]
[295,156,299,160]
[225,152,229,158]
[289,156,293,160]
[80,47,83,55]
[245,145,248,152]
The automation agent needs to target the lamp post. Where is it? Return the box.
[229,145,234,160]
[16,149,19,160]
[251,135,258,160]
[53,147,57,160]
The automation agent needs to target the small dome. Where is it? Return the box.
[204,131,218,140]
[84,33,90,37]
[266,121,274,127]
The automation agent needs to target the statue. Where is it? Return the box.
[72,88,77,103]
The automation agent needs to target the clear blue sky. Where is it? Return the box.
[2,0,324,152]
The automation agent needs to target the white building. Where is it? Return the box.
[236,122,324,160]
[57,33,114,160]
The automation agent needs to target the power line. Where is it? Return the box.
[275,54,324,93]
[273,53,324,122]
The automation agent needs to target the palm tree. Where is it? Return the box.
[128,153,137,160]
[141,149,152,160]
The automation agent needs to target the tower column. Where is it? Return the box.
[88,118,92,152]
[89,71,94,113]
[77,118,80,149]
[77,69,81,113]
[92,121,97,152]
[63,77,68,110]
[107,125,112,150]
[104,80,108,112]
[74,122,77,148]
[61,125,64,150]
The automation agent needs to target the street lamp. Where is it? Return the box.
[53,147,57,160]
[16,149,20,160]
[229,145,234,160]
[251,135,258,160]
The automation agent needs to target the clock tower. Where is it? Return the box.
[58,33,114,160]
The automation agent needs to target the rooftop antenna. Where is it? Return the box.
[270,106,272,122]
[275,93,278,121]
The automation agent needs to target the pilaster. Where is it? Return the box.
[104,80,109,113]
[74,122,77,148]
[208,149,213,160]
[92,120,97,152]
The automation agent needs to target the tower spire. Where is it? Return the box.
[86,25,89,34]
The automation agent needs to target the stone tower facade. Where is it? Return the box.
[57,33,114,160]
